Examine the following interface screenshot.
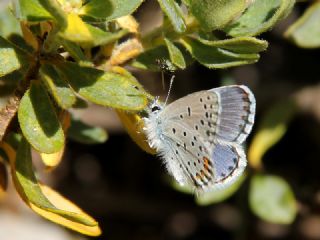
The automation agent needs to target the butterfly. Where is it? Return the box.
[143,85,255,193]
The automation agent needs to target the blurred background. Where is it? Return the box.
[1,0,320,239]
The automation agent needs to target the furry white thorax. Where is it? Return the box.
[143,100,165,152]
[143,101,188,186]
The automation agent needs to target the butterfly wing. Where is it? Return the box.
[158,85,255,191]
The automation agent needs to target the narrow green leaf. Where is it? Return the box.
[18,0,54,21]
[248,99,297,169]
[187,0,247,31]
[180,36,259,69]
[165,38,186,69]
[56,61,147,110]
[68,118,108,144]
[18,82,65,154]
[14,138,97,226]
[157,0,186,33]
[80,0,143,21]
[0,36,30,77]
[285,2,320,48]
[40,64,77,109]
[249,174,297,224]
[224,0,295,37]
[197,37,268,54]
[59,38,92,65]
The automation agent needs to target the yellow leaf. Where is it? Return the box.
[109,38,143,66]
[0,141,101,236]
[61,13,91,42]
[30,184,101,236]
[248,99,297,170]
[40,111,71,170]
[116,15,139,34]
[117,110,156,155]
[0,157,7,198]
[20,22,39,51]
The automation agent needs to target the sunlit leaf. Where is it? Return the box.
[285,2,320,49]
[80,0,143,21]
[18,82,65,154]
[157,0,186,33]
[224,0,295,37]
[180,36,261,68]
[56,61,147,110]
[0,36,30,77]
[116,15,139,34]
[109,38,143,66]
[0,7,22,38]
[249,174,297,224]
[165,38,186,69]
[116,110,156,155]
[248,99,297,170]
[40,64,77,109]
[187,0,247,31]
[60,13,128,48]
[18,0,54,21]
[40,111,71,170]
[9,139,101,235]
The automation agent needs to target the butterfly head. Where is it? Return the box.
[148,96,163,115]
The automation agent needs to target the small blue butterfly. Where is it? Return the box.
[143,85,255,193]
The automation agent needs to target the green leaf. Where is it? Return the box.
[248,99,297,169]
[224,0,295,37]
[68,118,108,144]
[249,174,297,224]
[165,38,186,69]
[38,0,68,28]
[196,174,246,205]
[132,44,193,71]
[157,0,186,33]
[80,0,143,21]
[18,0,54,21]
[197,36,268,53]
[179,36,261,69]
[0,36,30,77]
[187,0,247,31]
[0,7,22,38]
[18,82,65,154]
[40,64,77,109]
[14,138,98,226]
[56,61,147,110]
[60,13,128,48]
[59,38,92,65]
[285,2,320,49]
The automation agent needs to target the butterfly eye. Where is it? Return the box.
[151,106,161,112]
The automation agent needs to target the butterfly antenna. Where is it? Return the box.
[164,75,175,106]
[161,70,165,90]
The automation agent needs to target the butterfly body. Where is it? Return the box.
[143,85,255,193]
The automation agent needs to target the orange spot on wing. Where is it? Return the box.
[203,157,210,172]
